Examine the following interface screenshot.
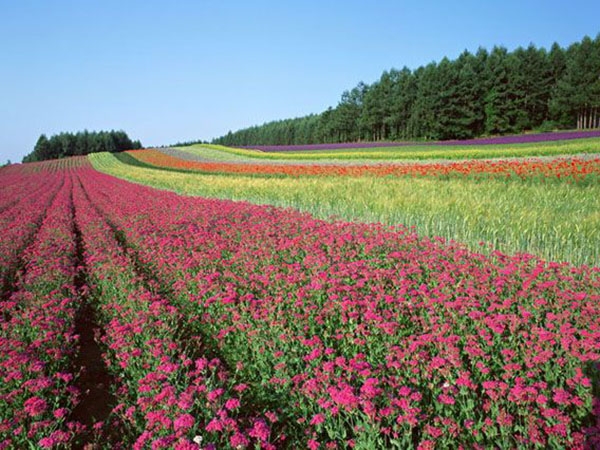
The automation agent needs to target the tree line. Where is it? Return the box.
[23,130,142,163]
[212,34,600,147]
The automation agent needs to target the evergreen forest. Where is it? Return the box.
[213,35,600,147]
[23,130,142,163]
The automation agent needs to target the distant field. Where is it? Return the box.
[176,137,600,162]
[3,137,600,448]
[125,148,600,186]
[90,152,600,267]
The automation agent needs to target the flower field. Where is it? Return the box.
[91,151,600,267]
[175,136,600,162]
[125,148,600,184]
[1,150,600,448]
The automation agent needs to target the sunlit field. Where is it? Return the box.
[3,131,600,448]
[91,151,600,267]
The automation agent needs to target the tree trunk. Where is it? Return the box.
[587,108,591,129]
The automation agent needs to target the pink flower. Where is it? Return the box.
[310,413,326,426]
[552,388,571,405]
[308,439,320,450]
[174,413,195,432]
[536,394,548,405]
[265,411,278,423]
[438,394,455,405]
[205,418,223,432]
[230,432,249,448]
[207,388,224,402]
[53,408,68,419]
[360,378,381,399]
[328,384,359,410]
[39,437,56,449]
[249,419,270,441]
[304,348,322,361]
[39,430,70,448]
[174,440,198,450]
[398,386,411,397]
[24,396,47,417]
[417,439,436,450]
[225,398,241,410]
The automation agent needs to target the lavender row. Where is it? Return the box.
[240,130,600,152]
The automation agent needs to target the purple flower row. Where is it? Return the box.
[239,130,600,152]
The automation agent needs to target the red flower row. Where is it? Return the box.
[128,149,600,183]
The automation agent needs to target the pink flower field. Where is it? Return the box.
[0,158,599,449]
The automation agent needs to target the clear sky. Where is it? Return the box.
[1,0,599,163]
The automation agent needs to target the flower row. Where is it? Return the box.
[71,168,275,449]
[127,149,600,183]
[0,168,82,449]
[239,130,600,152]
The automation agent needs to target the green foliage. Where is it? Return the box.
[22,130,142,163]
[212,34,600,147]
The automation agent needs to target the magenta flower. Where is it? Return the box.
[230,432,249,448]
[249,419,270,441]
[328,384,359,410]
[24,396,48,417]
[360,378,381,399]
[310,413,326,426]
[174,413,195,432]
[307,439,320,450]
[205,418,223,432]
[438,394,456,405]
[552,388,571,405]
[225,398,241,411]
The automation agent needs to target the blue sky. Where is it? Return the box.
[1,0,599,162]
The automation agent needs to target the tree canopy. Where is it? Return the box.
[212,34,600,147]
[23,130,142,163]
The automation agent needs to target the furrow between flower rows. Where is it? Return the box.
[71,172,276,449]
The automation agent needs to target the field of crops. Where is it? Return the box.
[173,135,600,162]
[1,135,600,449]
[92,148,600,267]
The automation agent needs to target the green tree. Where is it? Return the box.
[211,35,598,146]
[386,67,417,140]
[552,35,600,129]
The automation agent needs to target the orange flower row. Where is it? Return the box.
[126,149,600,182]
